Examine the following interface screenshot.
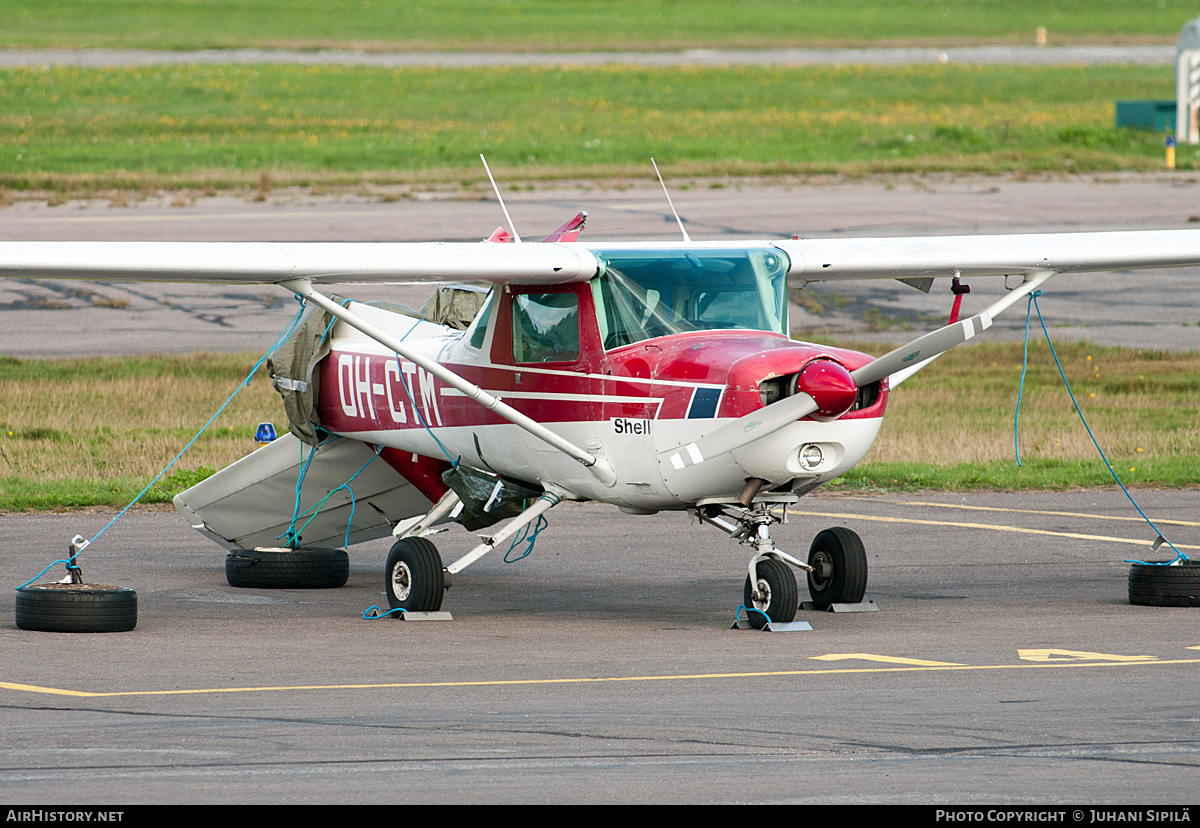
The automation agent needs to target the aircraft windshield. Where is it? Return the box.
[590,248,789,350]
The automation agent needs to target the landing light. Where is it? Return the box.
[800,444,823,470]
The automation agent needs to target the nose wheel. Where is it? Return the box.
[695,499,868,621]
[743,556,798,628]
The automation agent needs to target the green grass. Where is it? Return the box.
[0,63,1186,194]
[827,339,1200,491]
[1,1,1190,51]
[0,353,280,511]
[1,342,1197,511]
[830,457,1200,492]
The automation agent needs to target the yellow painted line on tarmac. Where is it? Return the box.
[844,498,1200,528]
[3,658,1199,700]
[810,653,963,666]
[1017,649,1157,663]
[788,510,1200,550]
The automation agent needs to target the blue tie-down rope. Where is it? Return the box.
[362,606,406,620]
[1125,536,1189,568]
[1014,290,1187,565]
[734,605,772,628]
[279,444,380,549]
[504,512,549,563]
[18,296,310,590]
[393,351,457,466]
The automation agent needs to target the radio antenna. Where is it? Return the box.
[652,158,690,242]
[480,154,521,243]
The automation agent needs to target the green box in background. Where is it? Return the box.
[1116,100,1177,131]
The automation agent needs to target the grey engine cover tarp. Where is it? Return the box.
[267,297,342,447]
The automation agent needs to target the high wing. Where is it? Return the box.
[0,241,598,285]
[3,229,1200,285]
[776,230,1200,281]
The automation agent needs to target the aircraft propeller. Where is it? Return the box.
[663,302,1010,471]
[848,311,991,387]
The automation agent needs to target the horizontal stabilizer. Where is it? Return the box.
[173,434,434,550]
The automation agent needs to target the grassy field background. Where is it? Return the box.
[2,341,1196,511]
[2,1,1191,51]
[0,63,1186,194]
[1,2,1192,191]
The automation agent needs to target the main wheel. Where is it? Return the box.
[225,547,349,589]
[1128,560,1200,607]
[385,537,445,612]
[807,527,868,610]
[742,556,798,629]
[15,584,137,633]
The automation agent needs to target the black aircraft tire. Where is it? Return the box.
[225,547,349,589]
[15,585,137,633]
[743,557,799,629]
[385,537,445,612]
[1128,560,1200,607]
[806,527,868,610]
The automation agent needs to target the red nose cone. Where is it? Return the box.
[797,359,858,422]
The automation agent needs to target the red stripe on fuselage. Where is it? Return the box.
[317,349,693,434]
[316,330,887,435]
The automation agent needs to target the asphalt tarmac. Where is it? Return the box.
[0,45,1175,68]
[1,492,1197,804]
[2,177,1199,804]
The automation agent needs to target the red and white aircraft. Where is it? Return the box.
[5,213,1200,623]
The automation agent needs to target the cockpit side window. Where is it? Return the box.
[512,291,581,364]
[466,290,495,351]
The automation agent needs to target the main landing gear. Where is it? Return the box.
[383,489,565,614]
[695,496,868,626]
[385,537,446,612]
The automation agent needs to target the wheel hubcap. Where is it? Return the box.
[810,550,833,591]
[391,561,412,602]
[752,578,772,611]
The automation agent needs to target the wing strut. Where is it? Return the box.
[446,490,563,575]
[283,279,618,488]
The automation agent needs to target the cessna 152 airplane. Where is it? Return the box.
[5,208,1200,626]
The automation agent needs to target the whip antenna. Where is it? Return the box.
[480,154,521,243]
[652,158,690,242]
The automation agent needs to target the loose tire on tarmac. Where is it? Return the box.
[15,584,137,633]
[225,547,349,589]
[385,537,445,612]
[1128,560,1200,607]
[743,556,799,629]
[806,527,868,610]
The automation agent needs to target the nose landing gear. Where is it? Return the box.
[695,496,868,624]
